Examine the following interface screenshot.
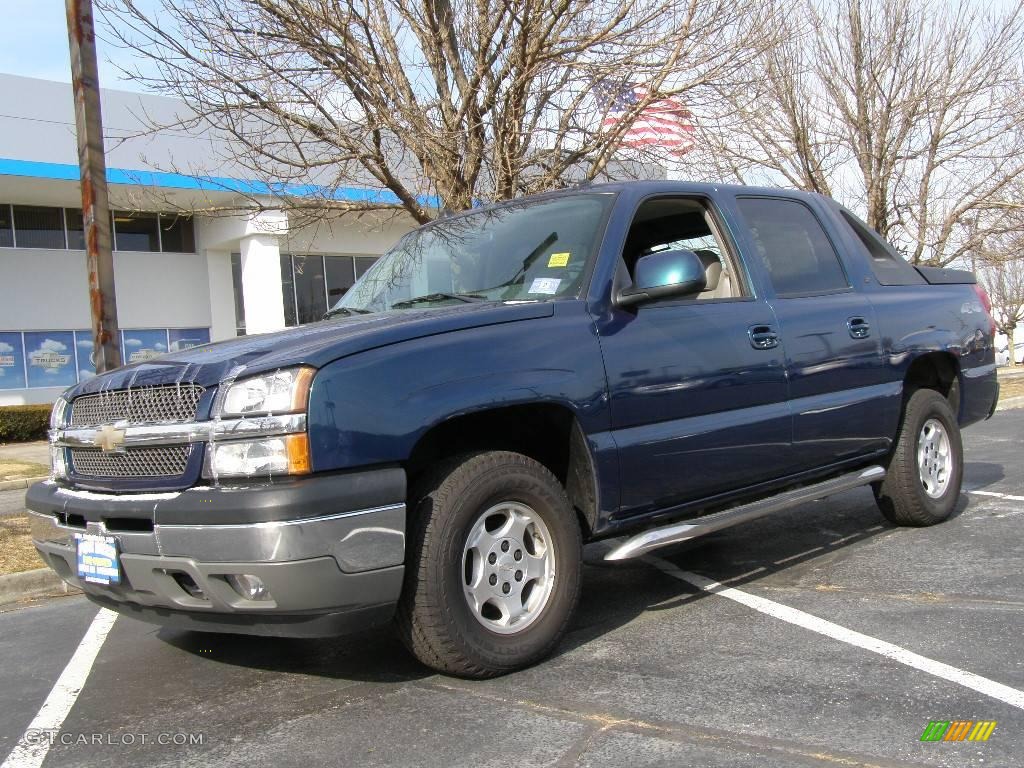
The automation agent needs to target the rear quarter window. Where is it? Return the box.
[836,208,926,286]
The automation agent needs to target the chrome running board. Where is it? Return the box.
[604,465,886,561]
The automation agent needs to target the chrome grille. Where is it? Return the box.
[70,385,204,427]
[70,447,190,478]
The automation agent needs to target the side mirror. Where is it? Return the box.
[616,248,707,308]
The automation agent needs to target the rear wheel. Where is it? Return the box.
[397,451,582,678]
[874,388,963,526]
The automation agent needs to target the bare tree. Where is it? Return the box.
[97,0,775,224]
[695,0,1024,266]
[977,231,1024,366]
[691,7,838,197]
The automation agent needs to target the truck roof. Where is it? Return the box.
[548,179,822,200]
[437,180,826,225]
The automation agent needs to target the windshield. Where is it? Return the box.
[332,193,613,313]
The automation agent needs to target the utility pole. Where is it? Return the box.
[66,0,121,372]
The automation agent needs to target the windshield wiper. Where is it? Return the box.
[391,292,487,308]
[521,232,558,271]
[323,306,372,319]
[477,231,559,294]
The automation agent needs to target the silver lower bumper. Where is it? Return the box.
[29,501,406,620]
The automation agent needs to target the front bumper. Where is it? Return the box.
[26,469,407,637]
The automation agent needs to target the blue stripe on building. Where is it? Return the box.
[0,157,439,207]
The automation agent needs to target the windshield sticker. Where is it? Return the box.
[547,252,571,268]
[528,277,561,295]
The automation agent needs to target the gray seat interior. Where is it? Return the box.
[693,249,732,299]
[622,200,735,300]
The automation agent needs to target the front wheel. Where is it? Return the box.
[874,388,963,526]
[397,451,582,678]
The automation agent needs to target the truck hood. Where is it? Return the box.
[68,301,555,396]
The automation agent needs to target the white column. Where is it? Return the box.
[204,249,237,341]
[239,233,286,334]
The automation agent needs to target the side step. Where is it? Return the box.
[604,465,886,561]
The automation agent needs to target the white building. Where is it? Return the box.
[0,74,417,405]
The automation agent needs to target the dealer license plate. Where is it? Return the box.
[75,533,122,585]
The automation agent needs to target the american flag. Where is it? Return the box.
[593,81,696,156]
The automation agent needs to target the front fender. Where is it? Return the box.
[306,302,610,472]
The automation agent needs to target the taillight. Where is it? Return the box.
[973,284,997,336]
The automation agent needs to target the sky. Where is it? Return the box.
[4,0,1020,94]
[0,0,160,92]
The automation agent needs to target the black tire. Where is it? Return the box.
[396,451,582,678]
[874,388,963,526]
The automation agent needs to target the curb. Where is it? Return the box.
[0,476,48,492]
[0,567,78,605]
[996,394,1024,411]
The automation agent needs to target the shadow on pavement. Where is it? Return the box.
[156,478,983,680]
[553,484,973,661]
[158,622,432,684]
[962,461,1004,490]
[156,487,913,680]
[557,487,900,655]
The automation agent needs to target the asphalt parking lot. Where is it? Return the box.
[2,411,1022,768]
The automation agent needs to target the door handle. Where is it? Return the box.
[847,317,871,339]
[748,325,780,350]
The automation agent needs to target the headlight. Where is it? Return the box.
[204,435,311,479]
[49,399,69,480]
[218,367,315,417]
[50,397,68,430]
[208,367,315,479]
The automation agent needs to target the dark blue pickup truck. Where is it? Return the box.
[27,181,999,677]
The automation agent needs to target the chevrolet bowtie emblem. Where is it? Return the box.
[95,424,127,453]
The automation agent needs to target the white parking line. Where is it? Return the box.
[967,489,1024,502]
[647,557,1024,712]
[2,609,118,768]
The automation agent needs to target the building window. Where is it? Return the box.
[24,330,78,388]
[160,215,196,253]
[65,208,87,250]
[230,253,246,336]
[0,204,12,248]
[355,256,377,279]
[12,205,66,249]
[230,252,380,330]
[0,331,26,389]
[280,254,298,326]
[0,328,207,390]
[0,205,195,253]
[113,211,160,252]
[292,255,328,324]
[325,255,355,303]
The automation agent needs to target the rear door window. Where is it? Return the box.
[736,197,849,296]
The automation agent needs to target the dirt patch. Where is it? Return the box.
[0,515,44,575]
[0,460,49,482]
[997,373,1024,401]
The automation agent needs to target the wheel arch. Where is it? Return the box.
[902,351,961,416]
[405,404,600,538]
